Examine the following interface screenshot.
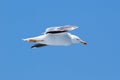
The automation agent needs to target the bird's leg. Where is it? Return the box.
[28,39,37,42]
[28,39,44,42]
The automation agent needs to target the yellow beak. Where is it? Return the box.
[81,41,87,45]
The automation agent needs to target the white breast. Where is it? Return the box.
[43,33,72,46]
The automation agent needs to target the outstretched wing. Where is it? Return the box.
[44,25,78,34]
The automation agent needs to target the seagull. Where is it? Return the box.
[23,25,87,48]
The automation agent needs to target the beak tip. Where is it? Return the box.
[81,42,87,45]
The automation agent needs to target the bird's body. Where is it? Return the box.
[30,33,73,46]
[23,25,87,48]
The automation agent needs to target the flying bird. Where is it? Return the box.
[23,25,87,48]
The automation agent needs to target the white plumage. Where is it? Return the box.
[23,25,87,48]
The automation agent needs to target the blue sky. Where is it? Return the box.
[0,0,120,80]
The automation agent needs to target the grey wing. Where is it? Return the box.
[44,25,78,34]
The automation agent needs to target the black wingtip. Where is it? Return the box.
[46,30,67,34]
[31,44,47,48]
[31,46,38,48]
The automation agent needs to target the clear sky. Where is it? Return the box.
[0,0,120,80]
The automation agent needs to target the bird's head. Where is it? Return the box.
[71,35,87,45]
[74,38,87,45]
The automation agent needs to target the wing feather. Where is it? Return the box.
[45,25,78,34]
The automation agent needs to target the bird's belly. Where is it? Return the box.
[44,35,72,46]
